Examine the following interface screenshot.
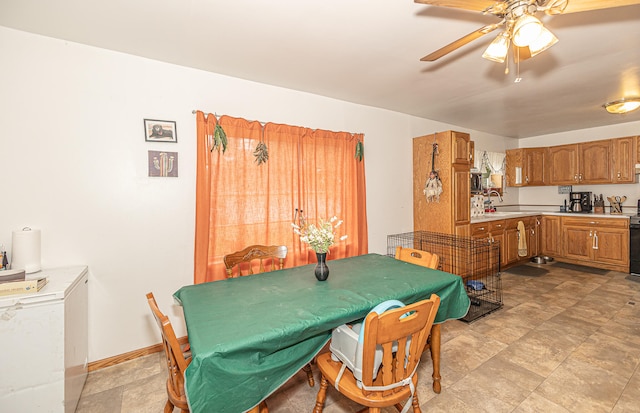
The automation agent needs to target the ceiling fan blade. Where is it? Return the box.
[414,0,497,12]
[420,23,502,61]
[546,0,640,14]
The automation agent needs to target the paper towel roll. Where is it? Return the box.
[12,227,41,273]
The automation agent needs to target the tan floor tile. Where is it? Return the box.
[569,331,640,378]
[496,328,584,377]
[612,369,640,412]
[535,357,628,412]
[512,391,572,413]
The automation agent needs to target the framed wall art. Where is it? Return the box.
[148,150,178,177]
[144,119,177,142]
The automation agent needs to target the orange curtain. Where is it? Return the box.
[194,111,368,283]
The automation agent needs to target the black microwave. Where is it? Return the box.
[471,172,482,194]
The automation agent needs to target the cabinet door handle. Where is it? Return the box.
[574,174,578,181]
[593,231,598,250]
[617,172,621,179]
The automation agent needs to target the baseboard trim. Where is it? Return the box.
[87,335,189,372]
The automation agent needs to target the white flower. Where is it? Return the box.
[293,216,348,254]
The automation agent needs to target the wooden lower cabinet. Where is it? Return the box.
[541,216,562,257]
[472,218,536,270]
[560,217,629,272]
[504,221,520,266]
[473,214,628,272]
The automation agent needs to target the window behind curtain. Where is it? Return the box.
[194,112,368,283]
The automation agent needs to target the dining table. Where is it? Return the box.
[173,253,470,413]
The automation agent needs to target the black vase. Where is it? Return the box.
[314,252,329,281]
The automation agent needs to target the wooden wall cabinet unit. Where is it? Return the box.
[413,131,472,235]
[540,215,562,257]
[561,217,629,272]
[547,141,612,185]
[506,148,546,187]
[612,136,636,183]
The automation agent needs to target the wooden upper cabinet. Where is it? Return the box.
[451,131,471,165]
[505,149,524,187]
[612,136,636,183]
[525,147,546,186]
[452,164,470,226]
[547,141,611,185]
[547,144,579,185]
[506,148,545,186]
[580,140,612,184]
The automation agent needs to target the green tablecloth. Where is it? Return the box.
[173,253,470,413]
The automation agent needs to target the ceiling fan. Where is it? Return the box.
[417,0,640,64]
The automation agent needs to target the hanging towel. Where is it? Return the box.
[517,221,527,257]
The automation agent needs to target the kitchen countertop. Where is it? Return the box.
[470,211,632,223]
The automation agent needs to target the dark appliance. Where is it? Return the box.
[569,191,592,213]
[630,215,640,276]
[471,172,482,194]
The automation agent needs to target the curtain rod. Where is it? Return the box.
[192,110,267,126]
[191,110,363,136]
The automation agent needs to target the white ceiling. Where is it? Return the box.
[1,0,639,138]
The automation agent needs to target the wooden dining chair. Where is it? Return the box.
[394,246,439,270]
[394,245,443,393]
[314,294,441,413]
[146,292,192,413]
[223,244,315,387]
[224,245,288,278]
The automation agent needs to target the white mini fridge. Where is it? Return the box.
[0,266,88,413]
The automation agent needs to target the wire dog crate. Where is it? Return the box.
[387,231,502,322]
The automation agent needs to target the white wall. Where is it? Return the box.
[0,26,512,361]
[518,123,640,212]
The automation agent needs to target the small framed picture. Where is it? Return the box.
[148,150,178,177]
[144,119,177,142]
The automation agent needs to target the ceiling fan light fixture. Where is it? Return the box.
[482,32,510,63]
[603,98,640,114]
[528,26,558,57]
[512,14,543,47]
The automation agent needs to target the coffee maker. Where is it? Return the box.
[569,192,592,213]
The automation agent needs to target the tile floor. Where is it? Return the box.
[77,262,640,412]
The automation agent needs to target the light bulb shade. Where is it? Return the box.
[512,15,543,47]
[603,98,640,114]
[482,32,510,63]
[528,26,558,57]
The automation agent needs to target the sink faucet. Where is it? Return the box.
[487,190,503,209]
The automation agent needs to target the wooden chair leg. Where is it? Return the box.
[313,376,329,413]
[303,363,315,386]
[164,400,174,413]
[248,401,268,413]
[429,324,442,393]
[411,394,422,413]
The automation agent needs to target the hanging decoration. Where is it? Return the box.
[253,125,269,165]
[354,139,364,162]
[210,115,228,153]
[424,141,443,203]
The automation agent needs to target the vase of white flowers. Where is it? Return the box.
[292,216,347,281]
